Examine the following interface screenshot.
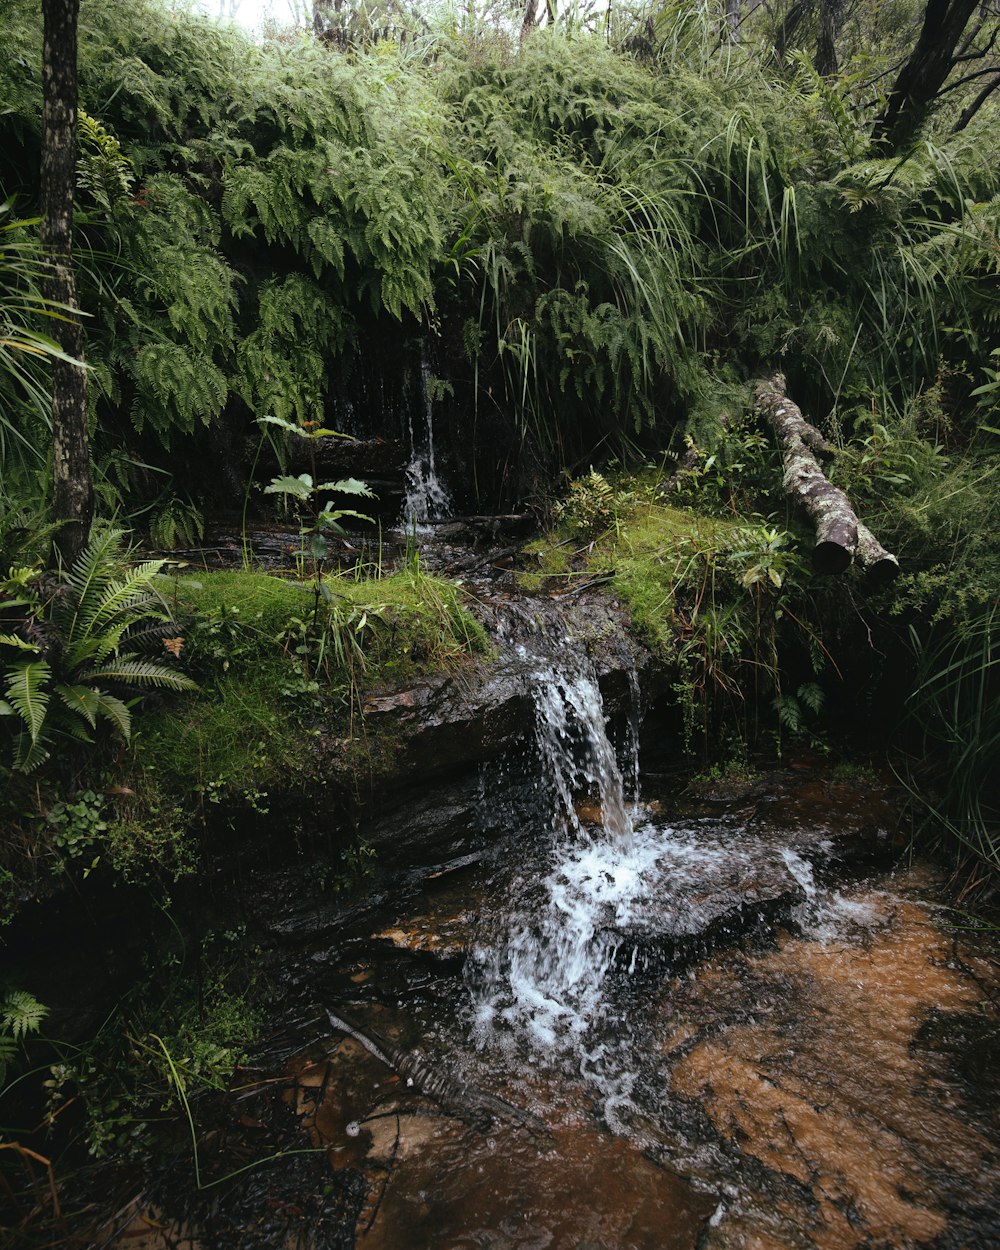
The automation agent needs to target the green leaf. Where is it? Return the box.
[321,509,374,526]
[1,990,48,1041]
[93,691,133,740]
[13,734,51,773]
[264,474,313,500]
[5,660,51,742]
[56,683,101,729]
[0,633,39,652]
[316,478,375,498]
[83,657,198,691]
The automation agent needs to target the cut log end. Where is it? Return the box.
[813,539,854,575]
[856,523,900,586]
[863,555,901,587]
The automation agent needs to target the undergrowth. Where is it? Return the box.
[522,469,829,755]
[132,566,487,806]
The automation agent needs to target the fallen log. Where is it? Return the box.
[754,373,898,582]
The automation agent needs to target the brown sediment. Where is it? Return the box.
[291,1035,714,1249]
[669,894,999,1249]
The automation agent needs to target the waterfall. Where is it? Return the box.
[532,662,634,846]
[470,655,658,1053]
[402,349,452,528]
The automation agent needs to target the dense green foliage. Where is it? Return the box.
[1,0,996,507]
[0,4,998,1237]
[0,0,996,865]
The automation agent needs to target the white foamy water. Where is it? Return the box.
[531,661,634,845]
[782,846,880,941]
[470,660,642,1048]
[402,351,452,528]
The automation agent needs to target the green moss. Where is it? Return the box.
[604,503,745,659]
[159,568,315,645]
[135,567,488,803]
[518,537,578,592]
[324,567,490,683]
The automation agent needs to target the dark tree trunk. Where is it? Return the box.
[726,0,742,43]
[41,0,91,568]
[755,374,898,582]
[773,0,813,63]
[815,0,843,76]
[521,0,538,44]
[951,69,1000,131]
[871,0,980,150]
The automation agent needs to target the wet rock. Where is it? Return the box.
[662,886,1000,1250]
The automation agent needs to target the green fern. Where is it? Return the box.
[1,531,196,772]
[5,660,51,744]
[0,987,47,1095]
[1,989,48,1041]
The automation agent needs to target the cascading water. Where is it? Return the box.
[469,654,664,1055]
[401,349,452,528]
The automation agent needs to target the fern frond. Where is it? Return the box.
[1,990,48,1041]
[0,634,40,652]
[316,478,376,498]
[56,682,101,729]
[82,560,167,638]
[12,733,51,773]
[83,657,198,691]
[93,691,133,741]
[5,660,51,743]
[61,528,126,637]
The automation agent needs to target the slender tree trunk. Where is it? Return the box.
[726,0,742,43]
[521,0,538,44]
[41,0,91,568]
[871,0,980,150]
[815,0,842,76]
[951,69,1000,131]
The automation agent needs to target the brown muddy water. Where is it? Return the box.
[106,663,998,1250]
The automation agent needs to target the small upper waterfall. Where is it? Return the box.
[402,349,452,528]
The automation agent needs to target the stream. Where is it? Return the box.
[107,627,1000,1250]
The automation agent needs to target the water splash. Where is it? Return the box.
[782,846,879,941]
[470,658,649,1052]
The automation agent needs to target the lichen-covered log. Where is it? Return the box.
[755,373,898,581]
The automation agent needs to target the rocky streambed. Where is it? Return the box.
[106,700,999,1250]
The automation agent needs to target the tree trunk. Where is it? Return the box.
[725,0,742,43]
[521,0,538,44]
[815,0,842,76]
[871,0,980,150]
[773,0,813,63]
[951,69,1000,131]
[41,0,91,568]
[755,374,898,581]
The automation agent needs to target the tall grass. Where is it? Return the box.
[902,604,1000,875]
